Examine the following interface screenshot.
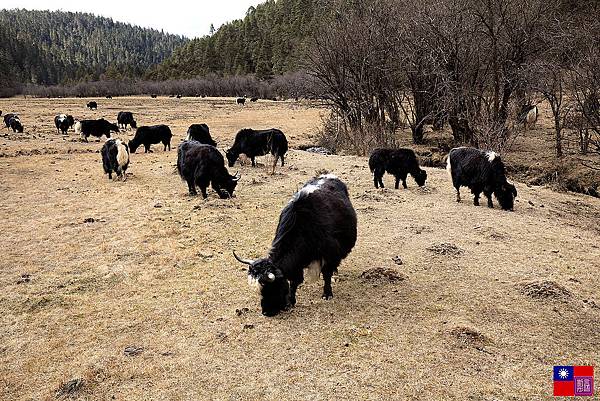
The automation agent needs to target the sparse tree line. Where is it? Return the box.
[16,72,320,101]
[307,0,600,159]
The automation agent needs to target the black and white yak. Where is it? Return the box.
[128,124,172,153]
[117,111,137,130]
[233,174,357,316]
[4,113,17,129]
[518,105,538,130]
[369,148,427,189]
[8,116,23,133]
[101,139,130,180]
[177,141,240,198]
[186,123,217,146]
[54,114,75,134]
[446,147,517,211]
[86,101,98,110]
[75,118,119,142]
[237,97,246,105]
[226,128,288,174]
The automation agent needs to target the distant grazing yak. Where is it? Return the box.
[250,97,258,102]
[86,101,98,110]
[518,105,538,130]
[447,147,517,211]
[128,124,172,153]
[177,141,240,198]
[117,111,137,130]
[151,94,158,98]
[54,114,75,134]
[75,118,119,142]
[4,113,17,129]
[233,174,357,316]
[186,123,216,146]
[8,116,23,133]
[226,128,288,174]
[237,97,246,105]
[101,139,130,180]
[369,148,427,189]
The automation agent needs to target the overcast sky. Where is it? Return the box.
[2,1,264,38]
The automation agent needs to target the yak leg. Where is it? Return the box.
[289,280,301,306]
[272,156,277,175]
[187,179,197,196]
[455,187,461,202]
[484,190,494,208]
[251,157,256,167]
[108,172,112,180]
[395,173,408,189]
[321,264,335,300]
[374,168,384,188]
[472,189,481,206]
[280,154,285,167]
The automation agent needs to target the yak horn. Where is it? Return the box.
[233,251,254,265]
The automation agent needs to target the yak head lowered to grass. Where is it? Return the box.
[234,253,291,317]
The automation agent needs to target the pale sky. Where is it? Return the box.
[2,0,265,38]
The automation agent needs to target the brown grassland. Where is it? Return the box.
[0,97,599,400]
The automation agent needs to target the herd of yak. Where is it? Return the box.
[1,103,519,316]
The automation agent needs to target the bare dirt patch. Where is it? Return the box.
[520,280,572,301]
[360,267,406,283]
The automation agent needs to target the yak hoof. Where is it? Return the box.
[322,293,333,300]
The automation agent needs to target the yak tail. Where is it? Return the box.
[445,152,452,177]
[116,139,129,167]
[74,121,82,135]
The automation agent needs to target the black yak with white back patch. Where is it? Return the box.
[87,101,98,110]
[4,113,17,129]
[447,147,517,211]
[369,148,427,189]
[177,141,240,198]
[233,174,357,317]
[54,114,75,134]
[129,125,172,153]
[8,116,23,133]
[75,119,119,142]
[186,124,216,146]
[226,128,288,174]
[101,139,130,180]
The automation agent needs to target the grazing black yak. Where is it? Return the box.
[76,119,119,142]
[233,174,357,316]
[226,128,288,174]
[369,148,427,189]
[117,111,137,130]
[101,139,130,180]
[447,147,517,211]
[86,101,98,110]
[177,141,240,198]
[128,125,172,153]
[186,123,216,146]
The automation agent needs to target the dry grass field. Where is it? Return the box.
[0,97,599,400]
